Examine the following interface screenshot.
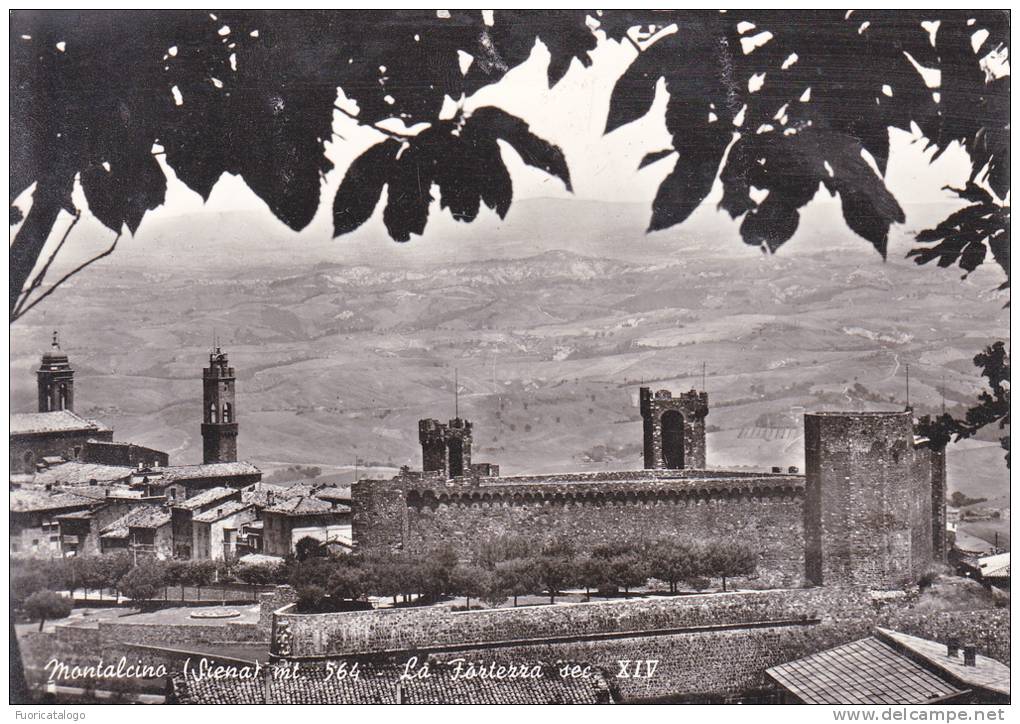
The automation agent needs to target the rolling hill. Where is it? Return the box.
[9,199,1009,507]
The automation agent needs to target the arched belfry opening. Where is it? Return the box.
[661,410,685,469]
[37,330,75,412]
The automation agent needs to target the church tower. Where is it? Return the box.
[201,347,238,464]
[37,331,74,412]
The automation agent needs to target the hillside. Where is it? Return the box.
[10,201,1009,506]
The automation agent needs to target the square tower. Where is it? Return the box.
[418,417,472,479]
[37,331,74,412]
[201,348,238,464]
[639,387,708,470]
[804,411,933,588]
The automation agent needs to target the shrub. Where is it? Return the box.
[118,565,165,602]
[328,564,365,603]
[23,591,72,630]
[494,559,538,607]
[449,564,491,610]
[12,568,48,606]
[295,536,325,561]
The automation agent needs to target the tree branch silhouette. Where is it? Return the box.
[12,210,81,319]
[12,232,121,323]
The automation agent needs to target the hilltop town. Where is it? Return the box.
[10,334,1011,704]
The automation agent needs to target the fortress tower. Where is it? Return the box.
[37,331,74,412]
[803,411,936,588]
[201,347,238,464]
[419,417,473,478]
[640,387,708,470]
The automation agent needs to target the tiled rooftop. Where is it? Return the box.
[313,486,352,502]
[10,489,96,513]
[877,628,1011,697]
[139,461,260,484]
[175,486,240,511]
[240,482,289,507]
[62,484,146,501]
[100,505,171,536]
[30,462,134,487]
[10,410,111,435]
[766,636,963,704]
[264,495,346,516]
[193,500,254,523]
[976,552,1010,579]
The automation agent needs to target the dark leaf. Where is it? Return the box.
[469,107,571,191]
[81,152,166,234]
[382,146,433,242]
[475,140,513,219]
[332,139,400,237]
[638,149,676,170]
[604,53,660,134]
[740,197,802,253]
[648,144,727,232]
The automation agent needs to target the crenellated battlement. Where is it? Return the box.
[403,474,803,508]
[353,391,946,592]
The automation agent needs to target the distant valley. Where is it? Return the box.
[10,199,1009,514]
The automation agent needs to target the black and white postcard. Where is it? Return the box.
[8,9,1010,711]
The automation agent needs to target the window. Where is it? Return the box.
[209,402,218,423]
[223,402,233,423]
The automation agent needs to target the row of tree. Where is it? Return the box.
[11,534,757,619]
[11,554,269,609]
[287,535,757,612]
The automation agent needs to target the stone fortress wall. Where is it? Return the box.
[353,387,948,592]
[356,470,806,588]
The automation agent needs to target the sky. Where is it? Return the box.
[12,24,980,275]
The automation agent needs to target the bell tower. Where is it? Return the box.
[201,347,238,464]
[37,331,74,412]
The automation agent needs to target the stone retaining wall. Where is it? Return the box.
[271,587,868,658]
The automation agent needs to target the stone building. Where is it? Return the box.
[353,392,948,591]
[10,411,113,474]
[262,496,352,557]
[10,489,97,557]
[99,505,173,558]
[128,461,262,501]
[192,501,258,561]
[8,335,174,476]
[170,487,243,558]
[80,439,169,468]
[54,490,166,557]
[10,334,115,474]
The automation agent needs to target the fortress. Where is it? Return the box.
[354,388,948,590]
